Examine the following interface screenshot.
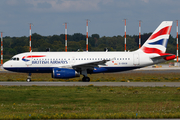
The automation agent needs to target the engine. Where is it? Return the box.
[52,68,80,79]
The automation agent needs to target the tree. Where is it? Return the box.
[72,33,86,42]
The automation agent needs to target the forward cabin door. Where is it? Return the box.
[25,53,32,66]
[133,53,139,65]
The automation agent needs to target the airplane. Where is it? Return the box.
[3,21,176,82]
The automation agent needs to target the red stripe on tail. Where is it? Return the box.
[148,26,172,40]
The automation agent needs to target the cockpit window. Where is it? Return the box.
[10,57,19,61]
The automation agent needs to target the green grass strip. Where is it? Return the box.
[1,72,180,82]
[1,86,180,119]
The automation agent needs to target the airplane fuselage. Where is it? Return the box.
[3,51,162,73]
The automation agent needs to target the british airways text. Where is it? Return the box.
[32,60,68,64]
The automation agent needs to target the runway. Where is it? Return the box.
[1,82,180,87]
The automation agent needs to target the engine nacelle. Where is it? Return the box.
[52,68,80,79]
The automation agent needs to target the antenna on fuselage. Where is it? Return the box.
[104,48,108,52]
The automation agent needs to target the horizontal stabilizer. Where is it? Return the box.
[150,54,176,61]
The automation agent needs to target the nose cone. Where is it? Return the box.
[3,61,18,72]
[2,61,10,70]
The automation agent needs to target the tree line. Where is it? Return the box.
[3,33,178,59]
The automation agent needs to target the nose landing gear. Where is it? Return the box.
[26,73,31,82]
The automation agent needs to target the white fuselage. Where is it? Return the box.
[3,50,163,73]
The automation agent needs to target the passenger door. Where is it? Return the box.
[133,53,139,65]
[25,54,32,66]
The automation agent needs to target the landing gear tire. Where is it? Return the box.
[27,78,31,82]
[27,73,31,82]
[82,77,90,82]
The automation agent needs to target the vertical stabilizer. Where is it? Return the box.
[140,21,173,54]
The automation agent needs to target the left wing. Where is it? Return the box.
[72,59,113,70]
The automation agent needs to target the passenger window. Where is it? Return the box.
[17,58,19,61]
[13,58,16,60]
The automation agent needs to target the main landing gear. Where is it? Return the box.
[81,70,90,82]
[82,76,90,82]
[26,73,31,82]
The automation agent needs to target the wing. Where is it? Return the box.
[72,59,111,71]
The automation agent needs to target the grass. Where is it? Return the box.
[0,72,180,82]
[0,86,180,119]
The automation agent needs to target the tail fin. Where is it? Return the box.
[140,21,173,54]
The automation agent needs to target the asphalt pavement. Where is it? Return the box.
[0,82,180,87]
